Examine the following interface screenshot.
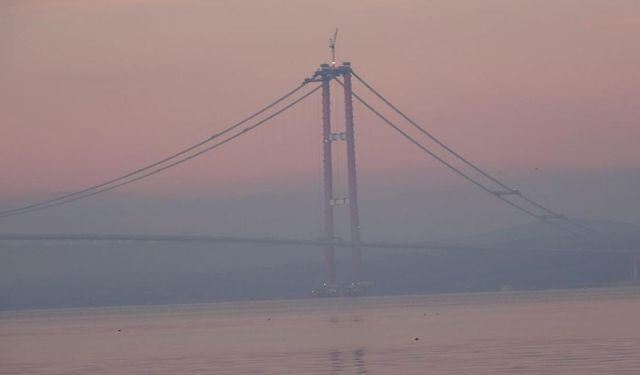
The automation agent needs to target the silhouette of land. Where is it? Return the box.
[1,219,638,310]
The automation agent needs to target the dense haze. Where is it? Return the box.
[1,1,639,308]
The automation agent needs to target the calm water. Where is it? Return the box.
[2,287,640,374]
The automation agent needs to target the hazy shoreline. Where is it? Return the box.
[3,284,639,317]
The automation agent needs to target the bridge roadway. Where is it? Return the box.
[0,234,634,255]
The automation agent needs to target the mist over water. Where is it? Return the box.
[2,0,640,373]
[2,288,640,374]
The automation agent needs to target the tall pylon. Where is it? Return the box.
[321,64,336,287]
[307,62,364,296]
[342,63,363,287]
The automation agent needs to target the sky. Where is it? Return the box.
[1,0,639,239]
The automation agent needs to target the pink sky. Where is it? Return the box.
[1,0,639,197]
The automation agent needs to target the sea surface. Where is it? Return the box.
[2,287,640,374]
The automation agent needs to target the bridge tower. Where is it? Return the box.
[309,62,364,295]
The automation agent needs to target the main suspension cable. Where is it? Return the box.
[335,79,585,238]
[1,84,322,219]
[0,82,310,217]
[351,70,592,234]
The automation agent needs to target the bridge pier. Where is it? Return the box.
[321,64,336,286]
[342,63,363,286]
[310,62,365,294]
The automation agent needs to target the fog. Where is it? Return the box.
[1,0,639,309]
[1,167,640,242]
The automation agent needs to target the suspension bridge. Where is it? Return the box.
[1,61,638,295]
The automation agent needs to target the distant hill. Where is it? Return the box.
[443,219,640,250]
[1,219,639,310]
[357,219,640,296]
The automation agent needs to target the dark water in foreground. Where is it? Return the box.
[2,287,640,374]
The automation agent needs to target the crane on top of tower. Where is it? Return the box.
[329,28,339,66]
